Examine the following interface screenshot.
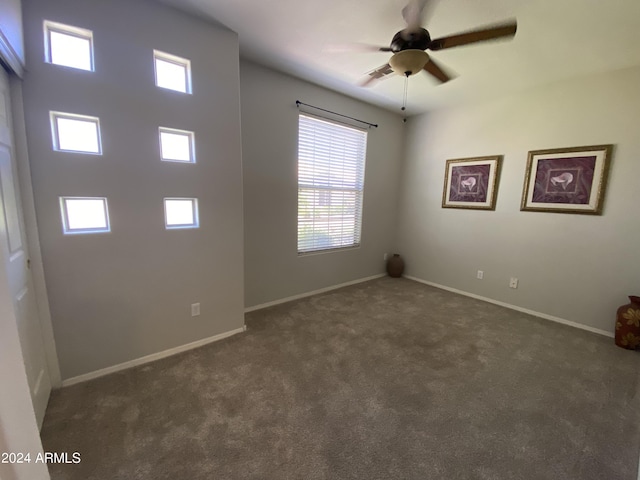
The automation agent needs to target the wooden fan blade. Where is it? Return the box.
[429,20,517,50]
[423,57,452,83]
[324,43,393,53]
[402,0,441,29]
[359,63,394,87]
[402,0,428,30]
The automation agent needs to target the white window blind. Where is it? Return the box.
[297,113,367,254]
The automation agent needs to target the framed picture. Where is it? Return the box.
[442,155,502,210]
[520,144,613,214]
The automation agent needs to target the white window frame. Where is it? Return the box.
[163,198,199,230]
[59,196,110,235]
[50,111,102,155]
[297,113,368,255]
[44,20,94,71]
[158,127,196,163]
[153,50,192,94]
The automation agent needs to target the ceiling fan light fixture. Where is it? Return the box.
[389,49,429,76]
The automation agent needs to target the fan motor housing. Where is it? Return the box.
[391,28,431,52]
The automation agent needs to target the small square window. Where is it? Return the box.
[50,112,102,154]
[164,198,199,229]
[154,50,191,94]
[44,21,94,71]
[159,127,195,163]
[60,197,110,234]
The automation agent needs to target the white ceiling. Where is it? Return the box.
[159,0,640,115]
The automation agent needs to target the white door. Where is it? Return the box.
[0,66,51,427]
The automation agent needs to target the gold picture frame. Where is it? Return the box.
[520,144,613,215]
[442,155,502,210]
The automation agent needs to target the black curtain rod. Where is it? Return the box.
[295,100,378,128]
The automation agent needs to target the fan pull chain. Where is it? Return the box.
[401,72,410,122]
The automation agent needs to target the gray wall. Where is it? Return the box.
[22,0,244,380]
[397,65,640,333]
[240,60,405,308]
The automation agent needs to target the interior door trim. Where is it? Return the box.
[0,30,24,78]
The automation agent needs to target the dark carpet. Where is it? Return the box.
[41,277,640,479]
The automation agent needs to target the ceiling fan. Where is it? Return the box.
[358,0,517,87]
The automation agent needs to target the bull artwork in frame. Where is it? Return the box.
[442,155,502,210]
[520,144,613,214]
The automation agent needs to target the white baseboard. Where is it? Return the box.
[404,275,614,338]
[244,273,386,313]
[61,326,245,387]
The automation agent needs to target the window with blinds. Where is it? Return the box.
[297,113,367,254]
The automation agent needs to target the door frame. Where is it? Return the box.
[8,76,61,387]
[0,64,51,480]
[0,32,24,78]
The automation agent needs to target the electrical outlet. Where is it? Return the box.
[191,303,201,316]
[383,253,388,261]
[509,278,518,289]
[477,270,484,280]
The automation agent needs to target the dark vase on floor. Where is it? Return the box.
[615,296,640,350]
[387,254,404,278]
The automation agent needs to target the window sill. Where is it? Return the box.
[298,245,361,257]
